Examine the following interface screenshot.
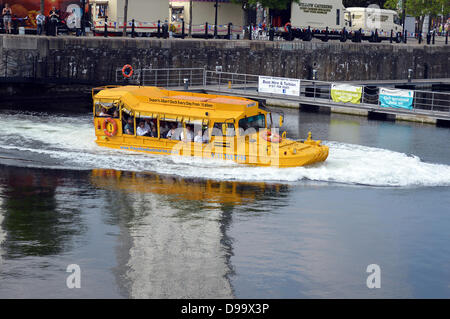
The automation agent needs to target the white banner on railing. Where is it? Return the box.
[258,76,300,96]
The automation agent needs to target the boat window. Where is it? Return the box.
[238,114,265,135]
[95,101,119,118]
[212,123,235,137]
[136,117,158,137]
[160,120,183,140]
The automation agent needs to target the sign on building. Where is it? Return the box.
[258,76,300,96]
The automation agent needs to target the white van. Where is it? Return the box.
[345,7,403,36]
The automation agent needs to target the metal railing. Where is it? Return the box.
[203,70,450,115]
[113,67,449,115]
[115,67,206,87]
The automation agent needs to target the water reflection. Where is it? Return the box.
[90,169,290,298]
[0,166,85,258]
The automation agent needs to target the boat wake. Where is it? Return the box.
[0,112,449,187]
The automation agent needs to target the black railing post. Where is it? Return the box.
[157,20,161,38]
[432,31,435,45]
[205,22,208,39]
[269,24,274,41]
[427,31,431,45]
[104,16,108,37]
[227,22,232,40]
[390,29,393,43]
[358,28,362,42]
[446,31,448,45]
[249,24,252,40]
[182,19,185,39]
[418,31,422,44]
[325,26,329,42]
[131,19,135,38]
[404,29,407,43]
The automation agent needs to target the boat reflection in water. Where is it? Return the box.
[90,169,290,298]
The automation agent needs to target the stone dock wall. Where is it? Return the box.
[0,35,449,85]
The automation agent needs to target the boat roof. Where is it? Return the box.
[94,86,261,121]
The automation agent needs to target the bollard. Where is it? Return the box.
[432,31,435,45]
[269,25,274,41]
[104,16,108,38]
[227,23,232,40]
[157,20,161,38]
[446,31,448,45]
[131,19,135,38]
[418,32,422,44]
[427,32,431,45]
[205,22,208,39]
[390,29,393,43]
[404,30,407,43]
[249,24,252,40]
[325,26,329,42]
[375,28,378,42]
[288,24,293,41]
[358,28,362,42]
[408,69,413,82]
[182,19,185,39]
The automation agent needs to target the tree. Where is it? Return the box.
[385,0,450,32]
[123,0,128,37]
[189,0,193,37]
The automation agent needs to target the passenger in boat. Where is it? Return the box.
[124,118,134,135]
[113,110,119,118]
[137,121,150,136]
[181,126,194,142]
[160,122,169,137]
[99,107,108,117]
[194,130,203,143]
[149,126,158,138]
[166,124,177,139]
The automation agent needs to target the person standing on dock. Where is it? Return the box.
[36,11,46,36]
[48,6,59,36]
[2,3,13,34]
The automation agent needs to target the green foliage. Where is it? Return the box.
[403,0,449,18]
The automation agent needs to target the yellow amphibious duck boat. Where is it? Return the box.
[92,86,328,167]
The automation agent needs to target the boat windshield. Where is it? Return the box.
[238,114,266,133]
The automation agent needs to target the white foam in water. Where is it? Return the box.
[1,113,450,187]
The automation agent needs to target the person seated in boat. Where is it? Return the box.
[145,118,154,131]
[137,121,150,136]
[99,107,108,117]
[165,124,177,139]
[113,110,119,118]
[194,129,203,143]
[124,117,134,135]
[160,122,170,137]
[148,126,158,138]
[181,126,194,142]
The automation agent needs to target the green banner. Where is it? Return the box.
[331,84,362,104]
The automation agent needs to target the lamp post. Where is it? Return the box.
[214,0,218,38]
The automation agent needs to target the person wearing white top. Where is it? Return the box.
[194,130,203,143]
[180,126,194,142]
[136,121,149,136]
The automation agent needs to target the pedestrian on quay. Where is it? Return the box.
[2,3,13,34]
[162,19,169,39]
[36,10,45,35]
[48,6,59,36]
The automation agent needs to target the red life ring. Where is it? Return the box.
[284,22,292,33]
[122,64,133,78]
[261,130,282,143]
[102,118,118,137]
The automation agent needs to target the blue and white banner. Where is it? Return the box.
[379,88,414,110]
